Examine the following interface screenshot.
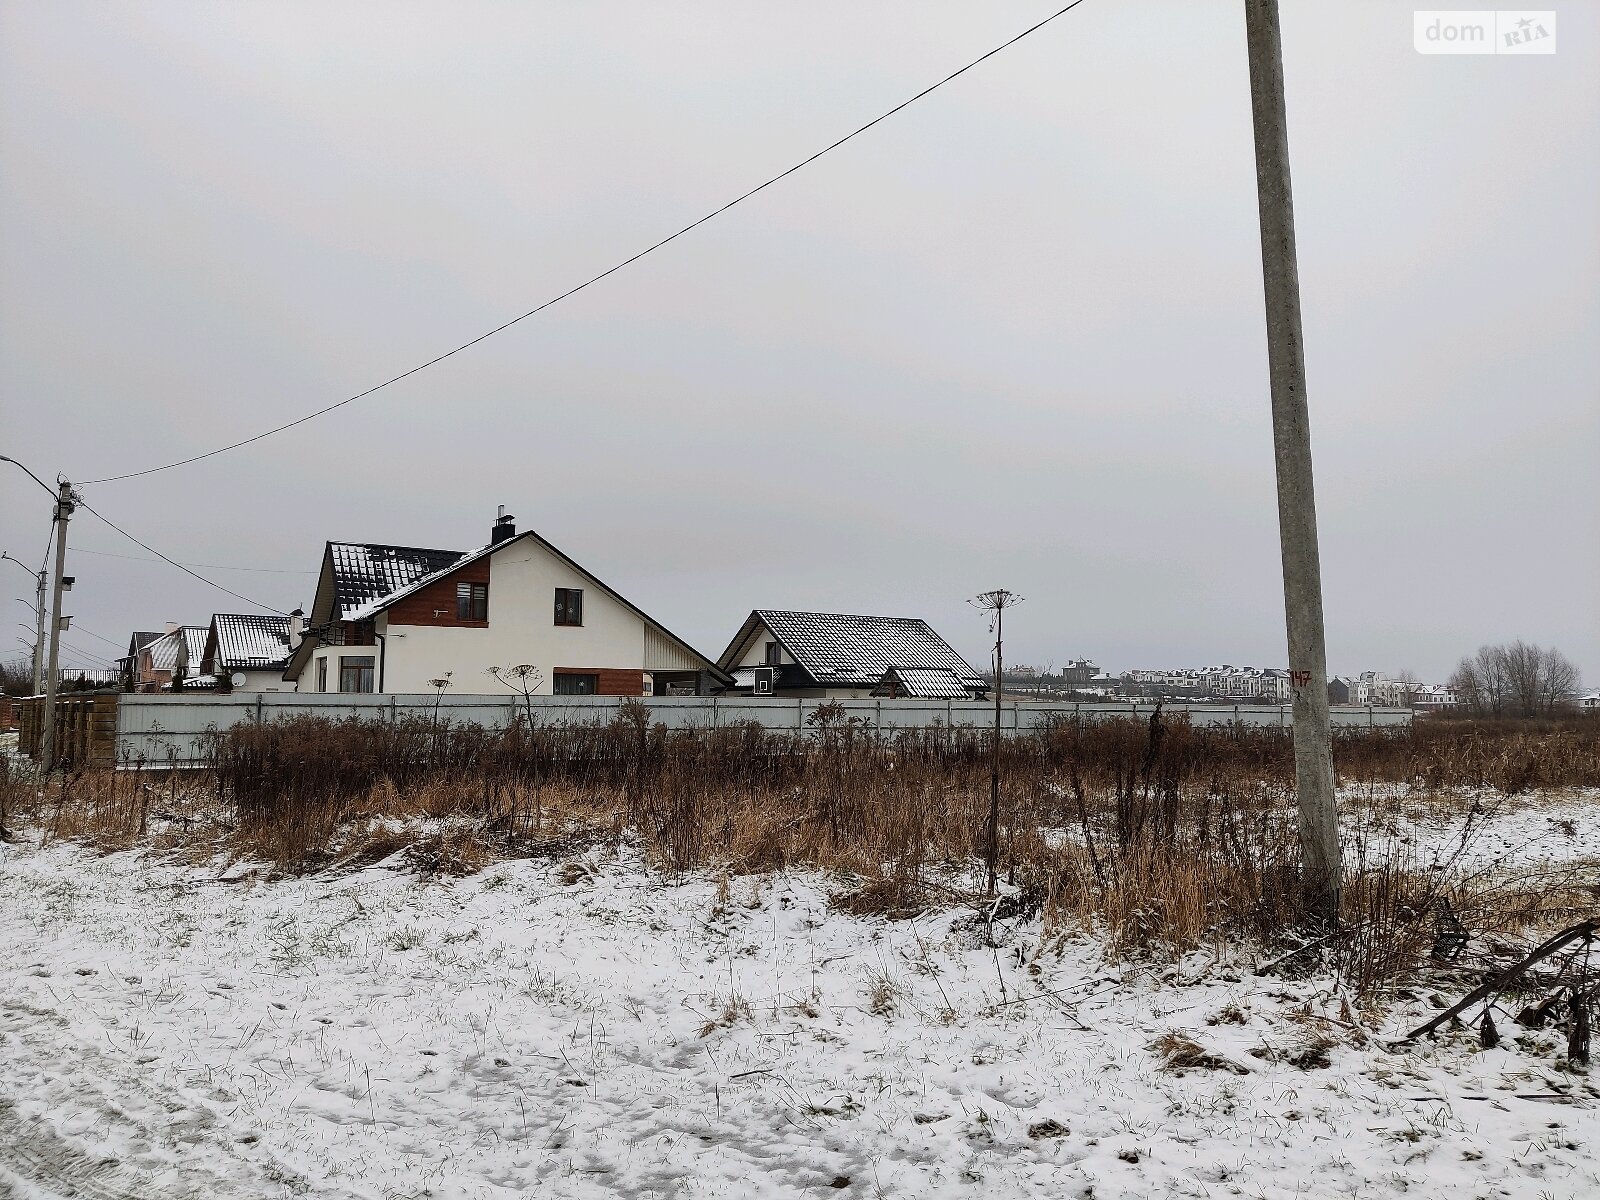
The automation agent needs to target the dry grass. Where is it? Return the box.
[1149,1030,1251,1075]
[6,710,1597,996]
[697,992,753,1038]
[865,969,905,1018]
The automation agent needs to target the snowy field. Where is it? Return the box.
[1,795,1598,1199]
[1348,785,1598,873]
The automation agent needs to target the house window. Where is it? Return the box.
[554,587,584,626]
[764,641,781,666]
[457,581,488,621]
[339,655,375,693]
[316,658,327,693]
[553,672,598,696]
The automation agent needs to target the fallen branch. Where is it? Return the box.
[1401,919,1597,1043]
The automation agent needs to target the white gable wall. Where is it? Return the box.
[732,621,795,669]
[375,535,661,694]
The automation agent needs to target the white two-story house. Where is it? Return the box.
[283,510,729,696]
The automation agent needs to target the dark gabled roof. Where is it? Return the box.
[328,542,465,616]
[127,631,160,655]
[720,610,984,691]
[874,666,976,699]
[210,614,292,672]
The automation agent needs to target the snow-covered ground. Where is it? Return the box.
[2,809,1598,1200]
[1347,786,1599,873]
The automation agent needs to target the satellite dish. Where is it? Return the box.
[230,672,247,688]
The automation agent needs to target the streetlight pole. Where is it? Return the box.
[1243,0,1340,924]
[1,552,47,693]
[971,588,1022,898]
[40,480,76,772]
[30,568,44,693]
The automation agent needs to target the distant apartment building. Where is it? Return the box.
[1126,665,1455,709]
[1123,664,1290,702]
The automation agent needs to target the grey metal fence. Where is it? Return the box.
[114,693,1411,768]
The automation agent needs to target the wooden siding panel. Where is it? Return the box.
[644,625,700,672]
[387,559,492,628]
[554,668,646,697]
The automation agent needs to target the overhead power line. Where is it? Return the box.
[74,497,289,615]
[18,632,118,670]
[58,639,117,669]
[64,623,126,651]
[83,0,1090,486]
[69,545,314,574]
[14,599,137,658]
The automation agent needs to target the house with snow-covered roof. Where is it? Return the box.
[872,666,977,700]
[170,625,217,691]
[200,614,295,693]
[131,624,209,692]
[117,630,161,690]
[717,610,986,700]
[282,509,730,696]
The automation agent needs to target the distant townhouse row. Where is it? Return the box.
[1123,665,1462,709]
[1124,664,1295,702]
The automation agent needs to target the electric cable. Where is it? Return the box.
[81,0,1090,486]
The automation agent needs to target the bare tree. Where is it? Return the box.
[0,655,32,696]
[1395,669,1422,707]
[1539,649,1581,715]
[1449,642,1580,718]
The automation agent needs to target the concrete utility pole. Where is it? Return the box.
[40,480,75,773]
[1243,0,1341,924]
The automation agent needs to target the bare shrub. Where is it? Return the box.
[11,710,1596,996]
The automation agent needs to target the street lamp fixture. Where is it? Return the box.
[0,455,58,499]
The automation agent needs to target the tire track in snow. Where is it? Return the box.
[0,997,337,1200]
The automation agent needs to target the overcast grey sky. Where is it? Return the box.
[2,1,1595,683]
